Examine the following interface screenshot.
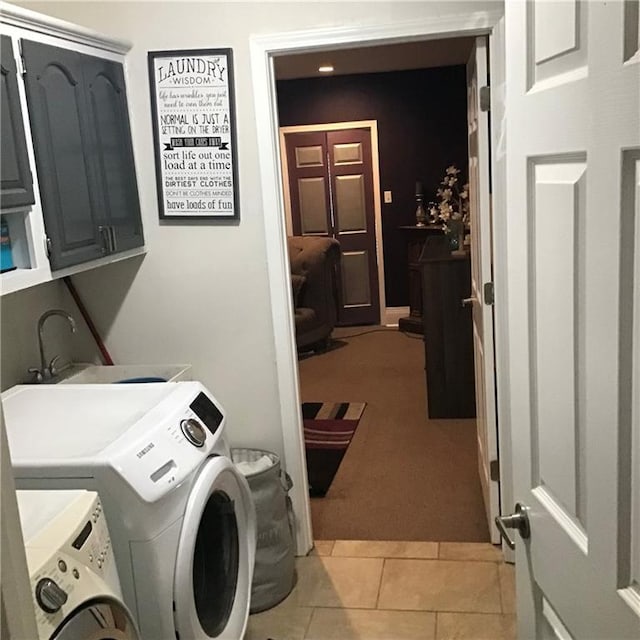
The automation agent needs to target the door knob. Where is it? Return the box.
[461,297,476,307]
[495,503,530,549]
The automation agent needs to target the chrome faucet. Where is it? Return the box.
[28,309,77,382]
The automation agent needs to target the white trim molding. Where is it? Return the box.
[250,8,504,556]
[384,306,411,327]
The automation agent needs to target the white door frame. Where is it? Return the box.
[279,120,389,324]
[250,9,505,555]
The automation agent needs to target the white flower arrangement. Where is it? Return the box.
[428,165,470,237]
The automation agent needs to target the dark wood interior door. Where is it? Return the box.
[284,127,380,325]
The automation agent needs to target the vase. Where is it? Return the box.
[415,196,427,227]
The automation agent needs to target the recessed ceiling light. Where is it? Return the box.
[318,65,334,73]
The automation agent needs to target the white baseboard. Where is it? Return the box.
[383,306,409,327]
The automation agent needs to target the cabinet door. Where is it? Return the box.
[83,55,143,252]
[21,40,103,270]
[1,36,35,209]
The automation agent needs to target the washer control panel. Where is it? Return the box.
[110,382,229,502]
[17,491,120,640]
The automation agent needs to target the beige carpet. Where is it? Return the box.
[298,327,490,542]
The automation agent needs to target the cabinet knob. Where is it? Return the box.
[98,225,109,254]
[461,297,476,307]
[109,225,117,252]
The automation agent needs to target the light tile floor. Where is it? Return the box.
[245,541,516,640]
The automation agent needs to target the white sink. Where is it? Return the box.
[56,364,191,384]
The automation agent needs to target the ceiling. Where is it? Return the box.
[274,37,475,80]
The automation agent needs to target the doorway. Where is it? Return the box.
[274,42,497,543]
[250,9,508,555]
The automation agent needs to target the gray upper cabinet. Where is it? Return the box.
[83,54,142,253]
[1,36,35,210]
[21,40,103,269]
[21,39,143,270]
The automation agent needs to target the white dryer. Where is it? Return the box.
[16,489,139,640]
[3,382,257,640]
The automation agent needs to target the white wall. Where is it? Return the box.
[5,0,502,464]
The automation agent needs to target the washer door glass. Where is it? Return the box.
[53,597,139,640]
[193,489,239,636]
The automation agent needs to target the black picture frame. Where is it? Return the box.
[148,48,240,221]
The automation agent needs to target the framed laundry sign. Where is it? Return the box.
[148,48,240,221]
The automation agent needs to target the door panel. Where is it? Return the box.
[334,174,366,232]
[505,1,640,637]
[0,36,34,210]
[621,150,640,612]
[295,144,324,168]
[467,37,500,544]
[283,127,380,325]
[285,131,331,237]
[298,178,329,234]
[333,141,363,165]
[83,55,143,252]
[341,251,371,307]
[21,40,102,269]
[532,160,588,531]
[327,128,379,325]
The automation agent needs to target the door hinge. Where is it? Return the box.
[490,459,500,482]
[480,86,491,112]
[17,40,26,75]
[44,235,51,258]
[483,282,495,305]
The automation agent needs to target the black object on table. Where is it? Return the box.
[398,224,444,334]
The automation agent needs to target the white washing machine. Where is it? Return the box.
[3,381,257,640]
[16,489,139,640]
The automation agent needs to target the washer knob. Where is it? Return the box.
[180,418,206,447]
[35,578,68,613]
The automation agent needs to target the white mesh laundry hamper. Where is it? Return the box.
[231,448,296,613]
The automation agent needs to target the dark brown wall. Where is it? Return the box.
[276,66,468,308]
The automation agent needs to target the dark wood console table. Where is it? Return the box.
[420,248,476,419]
[398,225,444,334]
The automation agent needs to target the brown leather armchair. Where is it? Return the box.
[287,236,341,352]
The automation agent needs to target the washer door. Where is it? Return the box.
[52,597,139,640]
[173,456,256,639]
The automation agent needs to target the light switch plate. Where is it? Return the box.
[383,190,392,203]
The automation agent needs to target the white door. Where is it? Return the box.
[504,1,640,638]
[466,36,500,545]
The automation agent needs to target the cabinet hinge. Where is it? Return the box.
[490,459,500,482]
[483,282,495,305]
[480,85,491,112]
[17,40,26,75]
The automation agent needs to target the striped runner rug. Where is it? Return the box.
[302,401,366,497]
